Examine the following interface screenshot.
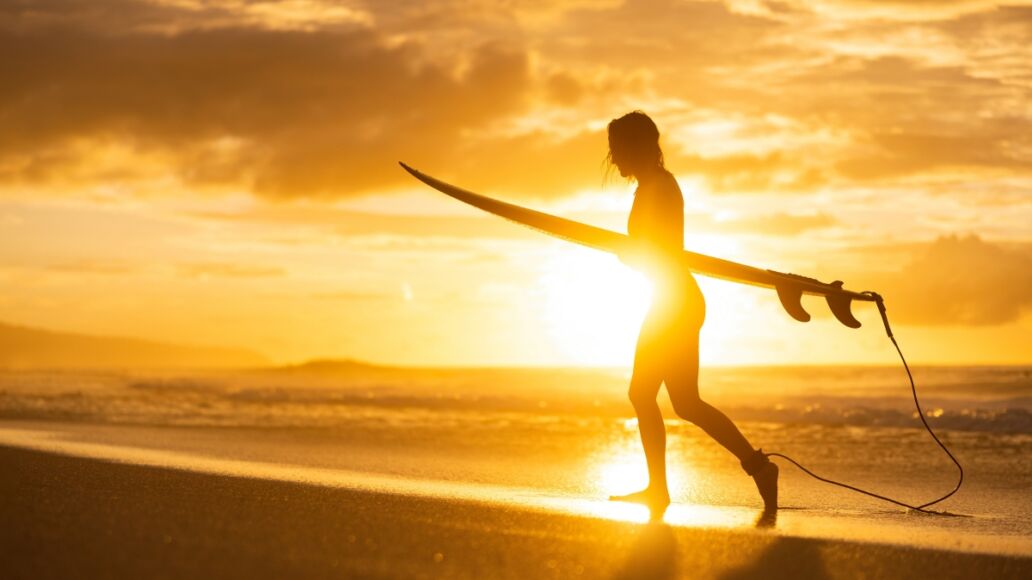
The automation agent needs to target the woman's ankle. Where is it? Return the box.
[740,448,770,476]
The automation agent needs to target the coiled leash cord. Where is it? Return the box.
[764,293,965,516]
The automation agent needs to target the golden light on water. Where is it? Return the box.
[590,435,692,502]
[563,498,652,524]
[567,437,753,527]
[662,504,758,528]
[547,496,760,528]
[596,451,649,498]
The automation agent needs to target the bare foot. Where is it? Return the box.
[753,461,779,511]
[754,509,778,529]
[609,487,671,512]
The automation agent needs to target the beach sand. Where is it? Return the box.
[2,444,1030,580]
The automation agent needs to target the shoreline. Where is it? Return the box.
[2,444,1030,579]
[1,421,1031,559]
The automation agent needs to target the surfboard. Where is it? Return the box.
[399,162,877,328]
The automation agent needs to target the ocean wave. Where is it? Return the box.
[728,405,1032,434]
[2,367,1031,433]
[1,393,1030,435]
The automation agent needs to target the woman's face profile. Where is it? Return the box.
[608,137,633,177]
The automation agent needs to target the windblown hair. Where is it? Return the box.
[605,110,664,178]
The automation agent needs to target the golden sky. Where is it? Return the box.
[1,0,1030,366]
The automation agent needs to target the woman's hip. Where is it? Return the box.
[636,303,703,356]
[647,288,705,327]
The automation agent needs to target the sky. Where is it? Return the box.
[1,0,1030,366]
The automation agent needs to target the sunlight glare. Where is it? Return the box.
[562,498,652,524]
[537,247,652,365]
[597,453,649,497]
[591,443,690,500]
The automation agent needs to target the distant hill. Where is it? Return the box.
[276,358,373,370]
[269,358,395,376]
[0,322,268,370]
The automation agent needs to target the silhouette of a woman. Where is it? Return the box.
[606,111,778,513]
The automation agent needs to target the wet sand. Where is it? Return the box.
[1,446,1029,580]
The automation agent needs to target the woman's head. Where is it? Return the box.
[607,110,664,179]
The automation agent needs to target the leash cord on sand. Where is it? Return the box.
[765,293,965,516]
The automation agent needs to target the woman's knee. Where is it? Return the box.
[627,379,660,409]
[671,396,705,423]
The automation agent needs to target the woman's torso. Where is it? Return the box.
[627,170,704,320]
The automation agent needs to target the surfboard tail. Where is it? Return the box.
[774,282,864,328]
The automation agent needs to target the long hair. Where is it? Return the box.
[605,110,664,181]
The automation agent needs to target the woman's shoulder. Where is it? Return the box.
[642,169,682,204]
[659,169,681,192]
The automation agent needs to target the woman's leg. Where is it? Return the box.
[664,321,778,510]
[663,325,754,461]
[610,315,670,508]
[629,360,668,493]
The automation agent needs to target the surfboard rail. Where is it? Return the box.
[399,162,876,329]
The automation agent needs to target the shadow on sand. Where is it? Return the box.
[612,522,678,580]
[717,512,829,580]
[612,509,830,580]
[717,535,831,579]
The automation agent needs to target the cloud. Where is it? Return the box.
[0,1,543,197]
[0,0,1029,203]
[0,0,374,34]
[178,262,285,279]
[550,0,786,67]
[46,259,137,275]
[836,129,1030,181]
[189,206,547,240]
[310,290,393,301]
[672,54,1031,191]
[775,0,1021,21]
[676,152,829,193]
[867,235,1032,325]
[716,211,837,235]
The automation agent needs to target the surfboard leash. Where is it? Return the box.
[763,293,965,516]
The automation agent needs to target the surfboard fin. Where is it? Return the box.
[776,284,810,323]
[826,281,862,328]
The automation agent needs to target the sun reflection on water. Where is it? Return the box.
[569,433,765,527]
[541,494,760,529]
[591,440,693,502]
[561,498,652,524]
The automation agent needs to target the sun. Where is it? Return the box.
[534,233,759,366]
[537,246,653,365]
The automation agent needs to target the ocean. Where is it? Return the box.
[2,364,1029,432]
[1,364,1030,553]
